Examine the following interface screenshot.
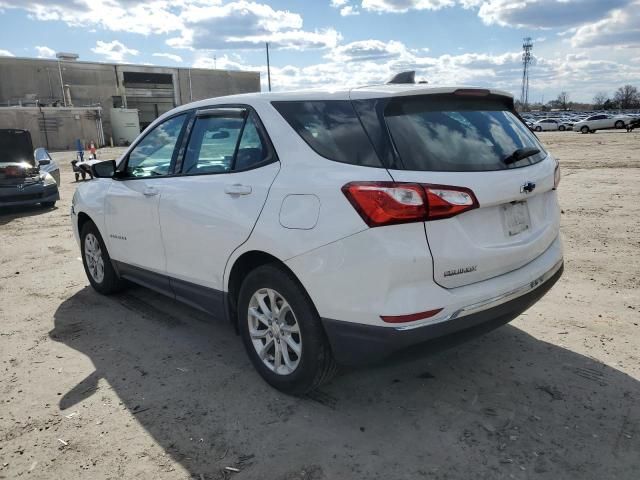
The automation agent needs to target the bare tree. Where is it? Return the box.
[556,91,570,110]
[613,85,640,109]
[592,91,608,109]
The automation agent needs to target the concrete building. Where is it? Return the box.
[0,55,261,148]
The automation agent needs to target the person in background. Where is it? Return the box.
[76,139,84,162]
[89,141,97,160]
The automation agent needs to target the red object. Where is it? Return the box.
[2,165,27,178]
[342,181,478,227]
[380,308,444,323]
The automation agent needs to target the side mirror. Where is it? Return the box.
[91,160,116,178]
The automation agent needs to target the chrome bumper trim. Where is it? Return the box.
[394,259,563,331]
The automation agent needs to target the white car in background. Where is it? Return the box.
[71,85,564,393]
[573,114,632,133]
[532,119,571,132]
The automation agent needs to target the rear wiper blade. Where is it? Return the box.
[502,147,540,165]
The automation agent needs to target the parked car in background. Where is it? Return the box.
[34,147,60,185]
[0,129,59,208]
[573,114,633,133]
[72,85,563,394]
[532,119,571,132]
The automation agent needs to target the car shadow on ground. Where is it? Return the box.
[0,204,57,226]
[50,286,640,480]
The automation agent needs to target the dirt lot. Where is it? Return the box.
[1,131,639,480]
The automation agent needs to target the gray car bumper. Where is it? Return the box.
[0,184,59,207]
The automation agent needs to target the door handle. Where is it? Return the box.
[224,184,252,195]
[143,186,159,197]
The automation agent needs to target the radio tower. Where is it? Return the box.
[520,37,533,110]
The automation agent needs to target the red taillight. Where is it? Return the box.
[342,181,478,227]
[423,184,479,220]
[342,182,427,227]
[381,308,443,323]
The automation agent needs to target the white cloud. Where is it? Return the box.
[192,40,639,103]
[152,52,183,62]
[361,0,455,13]
[330,0,349,6]
[474,0,631,29]
[35,45,55,58]
[0,1,182,36]
[340,6,360,15]
[571,2,640,49]
[0,49,14,57]
[327,39,411,62]
[169,1,341,50]
[91,40,139,62]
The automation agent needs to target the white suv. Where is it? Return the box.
[71,85,563,394]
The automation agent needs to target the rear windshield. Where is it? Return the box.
[384,95,546,171]
[272,101,383,168]
[0,130,35,165]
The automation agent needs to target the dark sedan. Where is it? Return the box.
[0,129,59,208]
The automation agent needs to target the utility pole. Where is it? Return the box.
[520,37,533,111]
[266,42,271,92]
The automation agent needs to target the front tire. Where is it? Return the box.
[559,125,566,131]
[615,120,625,129]
[238,264,337,395]
[80,221,127,294]
[535,126,542,132]
[581,126,589,134]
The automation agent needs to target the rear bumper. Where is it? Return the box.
[322,261,563,366]
[0,184,59,207]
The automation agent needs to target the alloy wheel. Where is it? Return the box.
[84,233,105,283]
[248,288,302,375]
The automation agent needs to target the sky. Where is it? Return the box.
[0,0,638,103]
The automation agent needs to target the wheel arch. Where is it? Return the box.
[77,211,93,234]
[225,250,315,329]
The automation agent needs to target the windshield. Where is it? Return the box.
[384,95,546,172]
[0,130,35,166]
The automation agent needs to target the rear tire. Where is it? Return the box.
[238,264,337,395]
[80,221,127,295]
[535,126,542,132]
[614,120,625,129]
[559,125,565,131]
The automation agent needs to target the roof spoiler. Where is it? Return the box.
[387,71,415,84]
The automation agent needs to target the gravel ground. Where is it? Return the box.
[1,131,639,480]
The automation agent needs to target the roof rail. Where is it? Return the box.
[387,71,415,84]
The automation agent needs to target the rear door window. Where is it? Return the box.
[383,95,546,172]
[272,101,382,168]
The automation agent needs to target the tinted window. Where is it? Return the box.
[183,115,244,174]
[182,112,270,174]
[272,101,382,168]
[234,114,269,170]
[384,95,546,172]
[126,114,186,177]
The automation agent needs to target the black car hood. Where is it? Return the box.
[0,129,35,166]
